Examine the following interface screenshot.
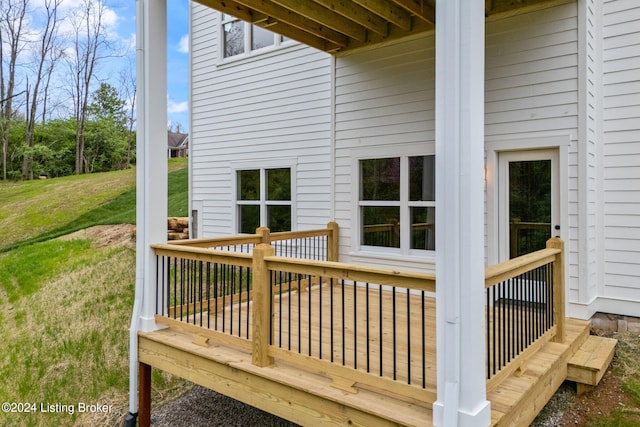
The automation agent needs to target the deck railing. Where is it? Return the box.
[256,246,437,404]
[168,222,339,261]
[485,238,565,390]
[151,226,565,405]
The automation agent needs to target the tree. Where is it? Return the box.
[84,82,129,172]
[118,58,136,166]
[65,0,112,174]
[0,0,28,180]
[23,0,62,180]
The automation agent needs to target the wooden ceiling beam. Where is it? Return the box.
[270,0,367,41]
[352,0,412,31]
[390,0,435,24]
[232,0,351,47]
[193,0,342,52]
[311,0,389,36]
[193,0,257,23]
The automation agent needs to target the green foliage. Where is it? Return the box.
[2,84,136,180]
[84,83,131,173]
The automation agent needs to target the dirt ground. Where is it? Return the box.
[57,224,136,248]
[533,366,635,426]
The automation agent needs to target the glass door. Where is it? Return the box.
[498,150,559,260]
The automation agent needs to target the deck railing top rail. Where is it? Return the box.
[485,247,561,288]
[151,243,254,267]
[166,223,338,247]
[264,255,436,293]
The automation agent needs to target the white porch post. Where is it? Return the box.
[433,0,490,426]
[128,0,167,419]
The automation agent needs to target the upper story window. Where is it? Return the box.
[221,13,290,59]
[359,155,435,252]
[237,168,292,233]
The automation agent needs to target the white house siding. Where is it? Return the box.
[333,35,437,272]
[485,2,588,313]
[190,4,333,236]
[601,0,640,314]
[331,2,582,278]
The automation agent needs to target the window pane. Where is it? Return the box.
[411,207,435,250]
[223,20,244,57]
[239,205,260,234]
[267,205,291,232]
[361,206,400,248]
[252,25,274,50]
[266,168,290,200]
[509,160,551,257]
[360,158,400,201]
[237,170,259,200]
[409,155,435,201]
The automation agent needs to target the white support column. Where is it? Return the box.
[433,1,491,426]
[129,0,167,418]
[135,0,168,333]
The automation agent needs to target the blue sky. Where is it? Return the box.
[118,0,190,130]
[20,0,189,130]
[164,0,190,131]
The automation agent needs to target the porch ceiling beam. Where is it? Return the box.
[270,0,367,41]
[352,0,412,31]
[193,0,344,52]
[390,0,436,24]
[311,0,389,36]
[229,0,351,47]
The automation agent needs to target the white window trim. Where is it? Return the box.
[218,13,295,64]
[350,143,436,261]
[231,158,298,233]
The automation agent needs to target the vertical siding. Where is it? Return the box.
[190,5,333,236]
[602,0,640,301]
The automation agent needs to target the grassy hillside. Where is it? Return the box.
[0,158,188,251]
[0,159,189,426]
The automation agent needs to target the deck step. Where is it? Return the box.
[567,335,617,394]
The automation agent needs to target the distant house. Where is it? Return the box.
[167,131,188,158]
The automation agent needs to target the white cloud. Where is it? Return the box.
[178,34,189,54]
[168,97,188,114]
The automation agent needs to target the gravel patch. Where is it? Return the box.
[151,385,299,427]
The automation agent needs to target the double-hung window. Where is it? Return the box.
[221,13,290,59]
[237,168,292,233]
[359,155,435,252]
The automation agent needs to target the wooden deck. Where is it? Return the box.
[139,281,597,426]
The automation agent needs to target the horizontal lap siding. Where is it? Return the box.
[190,5,332,236]
[603,0,640,299]
[486,2,580,297]
[334,36,436,271]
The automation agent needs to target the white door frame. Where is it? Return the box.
[486,135,571,266]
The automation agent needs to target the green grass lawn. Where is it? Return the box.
[0,158,188,252]
[0,159,189,426]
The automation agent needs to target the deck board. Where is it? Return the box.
[147,283,593,426]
